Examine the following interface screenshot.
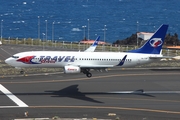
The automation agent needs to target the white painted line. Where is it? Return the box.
[0,84,28,107]
[0,106,20,108]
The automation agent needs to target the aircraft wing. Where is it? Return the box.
[79,65,114,68]
[149,55,173,59]
[84,36,100,52]
[149,56,164,59]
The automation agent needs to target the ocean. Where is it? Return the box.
[0,0,180,43]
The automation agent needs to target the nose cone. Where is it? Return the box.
[5,57,14,66]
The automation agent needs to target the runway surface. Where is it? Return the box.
[0,69,180,120]
[1,44,180,120]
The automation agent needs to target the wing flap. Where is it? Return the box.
[79,65,114,68]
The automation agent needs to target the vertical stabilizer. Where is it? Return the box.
[129,24,168,54]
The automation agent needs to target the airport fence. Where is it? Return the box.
[1,37,180,56]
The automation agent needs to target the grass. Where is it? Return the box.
[0,61,63,76]
[1,60,180,76]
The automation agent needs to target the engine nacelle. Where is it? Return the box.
[64,66,81,74]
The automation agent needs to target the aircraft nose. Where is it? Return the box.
[5,57,12,65]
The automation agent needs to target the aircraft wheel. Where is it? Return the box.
[86,72,92,78]
[20,70,25,74]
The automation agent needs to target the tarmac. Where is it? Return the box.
[1,44,180,120]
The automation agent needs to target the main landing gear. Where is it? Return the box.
[82,69,92,78]
[86,72,92,78]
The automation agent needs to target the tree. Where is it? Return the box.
[113,33,180,46]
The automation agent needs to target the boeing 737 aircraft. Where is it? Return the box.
[5,24,168,77]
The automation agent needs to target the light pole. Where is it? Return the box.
[39,39,41,46]
[45,20,48,47]
[8,37,10,44]
[103,25,107,51]
[24,38,26,45]
[42,33,45,50]
[16,37,18,44]
[31,39,33,46]
[87,19,89,40]
[45,20,47,42]
[104,25,106,43]
[82,25,86,40]
[55,40,57,47]
[52,22,55,45]
[136,21,139,47]
[0,20,3,42]
[38,16,40,40]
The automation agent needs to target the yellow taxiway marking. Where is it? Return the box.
[0,72,180,84]
[29,105,180,114]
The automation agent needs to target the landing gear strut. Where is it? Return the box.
[82,69,92,78]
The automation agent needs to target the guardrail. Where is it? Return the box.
[1,38,180,56]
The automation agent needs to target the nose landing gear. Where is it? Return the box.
[20,70,25,75]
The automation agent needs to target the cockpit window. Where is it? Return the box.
[12,56,19,58]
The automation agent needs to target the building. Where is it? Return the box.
[137,32,154,40]
[80,40,106,45]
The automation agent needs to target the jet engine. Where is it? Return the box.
[64,66,81,73]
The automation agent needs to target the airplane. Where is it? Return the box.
[84,36,100,52]
[5,24,168,77]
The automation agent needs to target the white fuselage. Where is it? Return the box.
[5,51,162,68]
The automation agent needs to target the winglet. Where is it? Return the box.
[84,36,100,52]
[129,24,168,54]
[117,55,127,66]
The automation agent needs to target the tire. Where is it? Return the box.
[20,70,24,74]
[86,72,92,78]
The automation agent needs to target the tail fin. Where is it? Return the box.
[84,36,100,52]
[129,24,168,54]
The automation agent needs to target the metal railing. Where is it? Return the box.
[1,38,180,56]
